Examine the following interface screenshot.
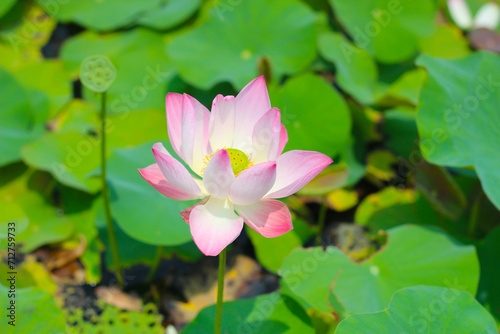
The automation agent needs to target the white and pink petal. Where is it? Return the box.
[203,149,235,199]
[235,199,293,238]
[165,93,184,159]
[233,76,272,152]
[229,162,277,205]
[189,197,244,256]
[277,124,288,156]
[209,94,235,150]
[138,164,202,201]
[265,150,333,199]
[252,108,281,164]
[180,94,211,174]
[180,199,207,224]
[152,142,203,197]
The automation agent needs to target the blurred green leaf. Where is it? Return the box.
[106,108,168,149]
[168,0,319,89]
[13,60,72,119]
[0,201,28,238]
[355,186,415,224]
[330,0,436,63]
[337,138,366,186]
[366,150,397,182]
[477,226,500,322]
[15,190,75,252]
[0,0,16,18]
[0,3,56,63]
[335,286,497,334]
[326,188,358,212]
[376,68,427,106]
[138,0,201,30]
[0,170,75,252]
[61,28,175,111]
[0,67,41,167]
[246,215,315,273]
[417,52,500,209]
[416,161,467,220]
[95,201,158,269]
[183,292,314,334]
[356,186,470,237]
[36,0,162,31]
[381,107,418,158]
[270,73,351,156]
[318,32,378,104]
[280,225,479,314]
[22,131,102,193]
[298,164,349,196]
[0,286,66,334]
[419,24,471,58]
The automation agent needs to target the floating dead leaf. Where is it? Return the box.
[37,234,87,270]
[95,286,142,312]
[51,261,86,285]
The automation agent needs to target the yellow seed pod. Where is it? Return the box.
[226,148,250,175]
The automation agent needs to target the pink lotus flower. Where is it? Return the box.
[139,76,332,256]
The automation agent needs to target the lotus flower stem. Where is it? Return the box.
[147,246,163,283]
[316,199,328,247]
[214,248,226,334]
[100,91,123,286]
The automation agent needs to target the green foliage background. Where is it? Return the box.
[0,0,499,333]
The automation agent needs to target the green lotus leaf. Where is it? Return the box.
[280,225,479,314]
[138,0,201,30]
[168,0,319,89]
[318,32,378,104]
[183,292,314,334]
[270,73,351,157]
[0,285,66,334]
[335,286,497,334]
[329,0,436,63]
[36,0,162,31]
[417,52,500,209]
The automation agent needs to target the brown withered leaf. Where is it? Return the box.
[96,286,142,312]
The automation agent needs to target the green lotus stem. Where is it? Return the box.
[214,248,226,334]
[316,199,328,247]
[100,91,123,287]
[147,246,163,283]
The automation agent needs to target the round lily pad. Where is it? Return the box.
[168,0,319,89]
[280,225,479,314]
[336,286,498,334]
[182,292,314,334]
[329,0,437,63]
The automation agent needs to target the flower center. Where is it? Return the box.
[202,148,252,176]
[226,148,250,175]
